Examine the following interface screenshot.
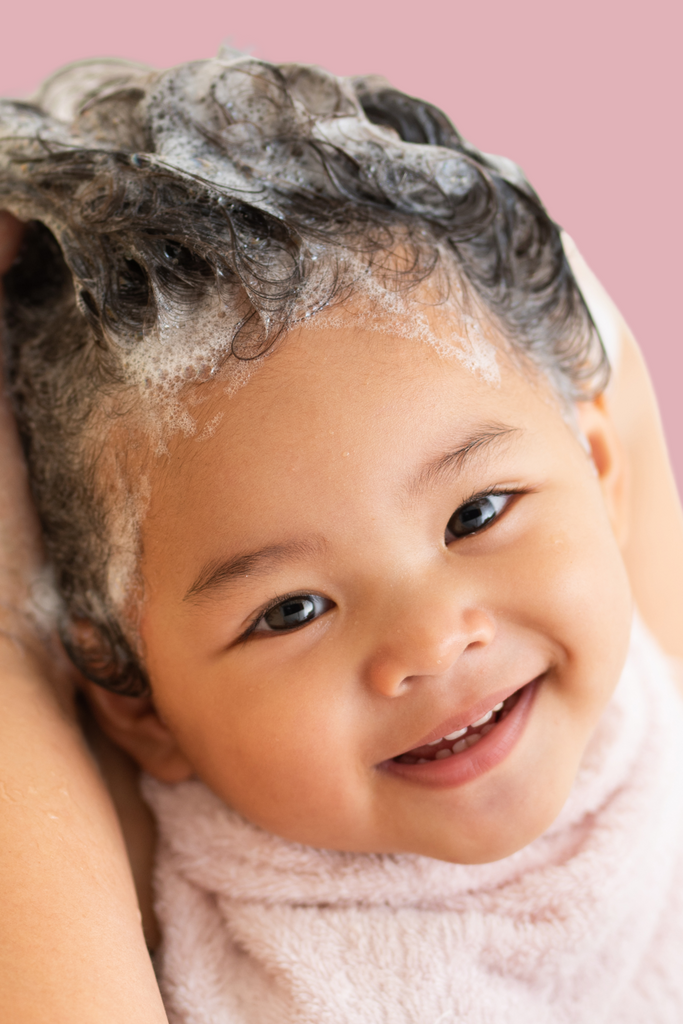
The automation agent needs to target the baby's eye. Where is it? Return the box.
[446,493,512,540]
[252,594,332,634]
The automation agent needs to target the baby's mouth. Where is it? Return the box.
[393,688,523,764]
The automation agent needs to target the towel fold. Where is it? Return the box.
[144,618,683,1023]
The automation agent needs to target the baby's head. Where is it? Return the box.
[1,55,631,863]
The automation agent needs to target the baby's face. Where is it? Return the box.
[135,315,632,863]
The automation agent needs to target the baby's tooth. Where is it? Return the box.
[417,758,428,764]
[435,748,453,760]
[465,733,482,748]
[452,738,469,754]
[480,722,495,736]
[427,701,504,750]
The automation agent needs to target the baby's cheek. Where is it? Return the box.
[178,664,359,834]
[535,486,628,613]
[529,521,631,719]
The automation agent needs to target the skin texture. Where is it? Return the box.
[87,319,632,864]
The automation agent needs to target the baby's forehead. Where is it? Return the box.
[119,279,564,524]
[196,282,508,406]
[140,293,554,474]
[150,313,550,489]
[306,278,504,384]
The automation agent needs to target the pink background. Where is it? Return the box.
[2,0,681,486]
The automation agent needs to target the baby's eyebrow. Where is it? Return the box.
[184,539,327,603]
[409,424,521,496]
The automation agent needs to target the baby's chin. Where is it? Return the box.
[304,802,569,865]
[388,794,570,865]
[378,740,589,865]
[417,804,566,865]
[269,785,575,867]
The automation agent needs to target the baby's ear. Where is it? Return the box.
[575,395,629,547]
[81,679,193,783]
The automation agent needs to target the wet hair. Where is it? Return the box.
[0,55,607,696]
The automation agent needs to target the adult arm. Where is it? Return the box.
[0,212,167,1024]
[566,235,683,658]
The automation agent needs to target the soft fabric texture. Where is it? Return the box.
[143,619,683,1023]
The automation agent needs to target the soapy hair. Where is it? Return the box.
[0,54,606,695]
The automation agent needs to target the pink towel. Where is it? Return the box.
[143,619,683,1023]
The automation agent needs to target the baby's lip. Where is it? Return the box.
[391,679,535,760]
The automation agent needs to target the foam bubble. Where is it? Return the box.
[305,252,501,386]
[25,567,63,636]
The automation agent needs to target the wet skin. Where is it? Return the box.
[107,317,632,864]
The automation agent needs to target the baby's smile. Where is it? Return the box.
[130,307,632,866]
[388,679,533,774]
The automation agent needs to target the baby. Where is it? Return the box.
[1,53,683,1023]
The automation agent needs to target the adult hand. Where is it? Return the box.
[0,211,168,1023]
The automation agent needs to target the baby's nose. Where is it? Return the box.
[362,597,496,699]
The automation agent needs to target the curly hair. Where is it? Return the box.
[0,55,607,695]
